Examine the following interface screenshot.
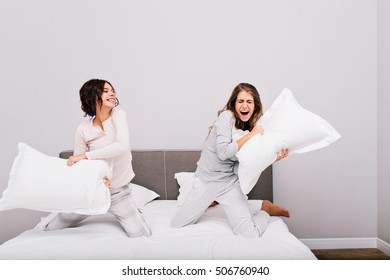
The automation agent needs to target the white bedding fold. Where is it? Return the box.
[0,200,316,260]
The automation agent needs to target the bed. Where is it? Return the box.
[0,150,316,260]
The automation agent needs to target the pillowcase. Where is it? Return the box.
[130,183,160,208]
[0,143,112,215]
[236,88,341,195]
[174,172,195,206]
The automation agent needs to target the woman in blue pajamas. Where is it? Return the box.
[171,83,289,237]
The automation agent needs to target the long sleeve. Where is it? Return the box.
[86,108,130,160]
[214,110,239,161]
[72,107,134,189]
[73,126,88,156]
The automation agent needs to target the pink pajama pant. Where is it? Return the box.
[44,184,151,237]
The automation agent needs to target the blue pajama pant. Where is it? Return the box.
[170,175,270,237]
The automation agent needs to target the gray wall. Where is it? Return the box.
[0,0,380,245]
[378,0,390,246]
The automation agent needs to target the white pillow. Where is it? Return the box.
[174,172,195,206]
[236,88,341,194]
[130,183,159,208]
[0,143,112,215]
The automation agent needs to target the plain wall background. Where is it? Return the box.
[378,0,390,246]
[0,0,382,245]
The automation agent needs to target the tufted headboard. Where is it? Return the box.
[59,150,273,201]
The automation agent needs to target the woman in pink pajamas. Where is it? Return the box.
[44,79,151,237]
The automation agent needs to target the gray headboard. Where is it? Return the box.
[59,150,273,201]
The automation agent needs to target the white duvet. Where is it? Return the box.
[0,200,316,260]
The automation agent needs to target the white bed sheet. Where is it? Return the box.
[0,200,316,260]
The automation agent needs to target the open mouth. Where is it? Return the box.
[240,111,249,116]
[107,98,116,104]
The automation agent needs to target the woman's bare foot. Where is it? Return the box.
[261,200,290,217]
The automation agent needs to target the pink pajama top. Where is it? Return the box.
[73,107,135,190]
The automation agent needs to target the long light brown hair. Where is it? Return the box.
[219,83,263,131]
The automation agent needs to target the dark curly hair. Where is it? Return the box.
[220,83,263,131]
[79,79,119,117]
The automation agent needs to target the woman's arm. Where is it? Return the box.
[214,111,264,160]
[86,108,130,160]
[214,111,240,161]
[235,125,288,163]
[67,108,130,166]
[67,126,88,166]
[67,153,87,166]
[235,125,264,150]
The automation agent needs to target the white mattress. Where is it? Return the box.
[0,200,316,260]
